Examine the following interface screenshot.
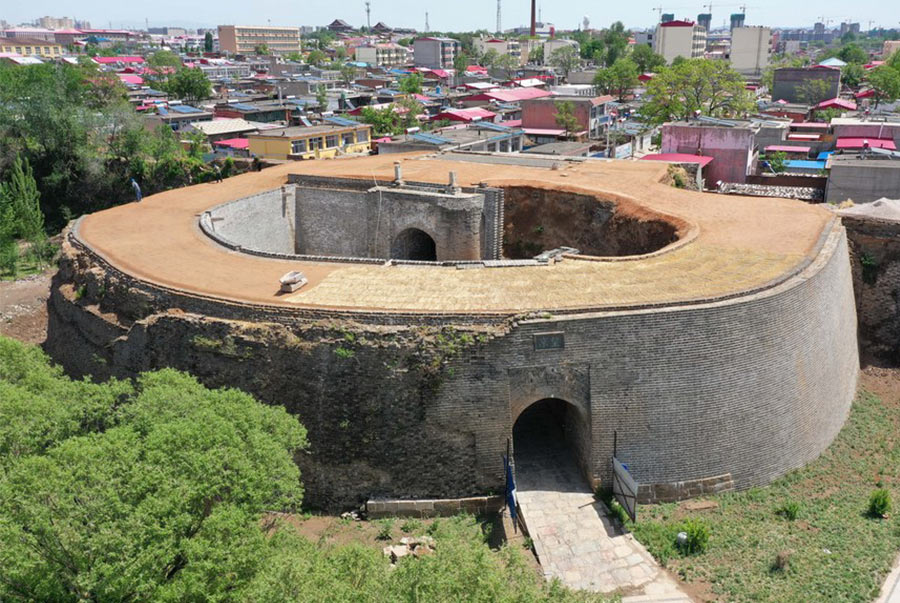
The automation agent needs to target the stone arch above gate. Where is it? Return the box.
[508,364,591,423]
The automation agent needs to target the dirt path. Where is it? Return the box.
[0,270,54,345]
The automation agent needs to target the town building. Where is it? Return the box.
[521,95,614,139]
[661,118,760,185]
[247,120,372,160]
[473,37,523,64]
[144,105,214,132]
[413,37,461,69]
[327,19,355,33]
[217,25,301,55]
[187,118,261,143]
[37,16,75,29]
[377,122,524,154]
[653,20,706,64]
[729,26,771,75]
[883,40,900,59]
[2,27,55,41]
[0,36,63,57]
[354,43,410,67]
[771,67,840,104]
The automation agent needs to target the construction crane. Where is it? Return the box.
[653,6,664,21]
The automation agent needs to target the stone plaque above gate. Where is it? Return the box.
[533,332,565,351]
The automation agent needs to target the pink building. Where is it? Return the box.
[661,120,760,185]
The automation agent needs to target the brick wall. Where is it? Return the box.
[46,222,859,510]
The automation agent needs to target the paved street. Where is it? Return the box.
[514,412,691,601]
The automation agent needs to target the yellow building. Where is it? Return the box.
[217,25,301,55]
[248,124,372,160]
[0,36,64,57]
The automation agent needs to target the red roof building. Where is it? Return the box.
[463,87,553,104]
[93,55,145,64]
[814,97,857,111]
[434,107,497,122]
[835,137,897,150]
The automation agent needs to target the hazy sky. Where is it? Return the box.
[6,0,899,32]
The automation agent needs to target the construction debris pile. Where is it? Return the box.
[717,182,824,201]
[382,536,436,563]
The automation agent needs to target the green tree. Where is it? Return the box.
[796,78,832,104]
[497,53,519,80]
[867,65,900,108]
[481,48,500,69]
[166,67,212,102]
[0,337,308,601]
[841,63,866,88]
[340,63,357,86]
[549,45,580,80]
[764,150,787,173]
[631,44,666,73]
[641,59,752,125]
[306,49,327,66]
[528,44,544,64]
[594,58,640,101]
[1,156,44,241]
[453,50,470,75]
[837,43,868,65]
[398,72,424,94]
[254,43,270,55]
[602,21,630,67]
[204,31,214,53]
[315,84,328,110]
[580,36,605,62]
[554,100,580,139]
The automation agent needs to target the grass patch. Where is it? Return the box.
[631,390,900,602]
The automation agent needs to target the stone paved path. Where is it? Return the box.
[514,421,691,601]
[877,553,900,603]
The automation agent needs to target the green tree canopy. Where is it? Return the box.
[549,45,580,80]
[0,156,44,241]
[306,49,327,66]
[166,66,212,102]
[398,72,424,94]
[867,65,900,108]
[630,45,666,73]
[641,59,752,125]
[204,31,214,52]
[841,63,866,88]
[837,43,868,65]
[0,337,308,601]
[554,100,580,139]
[594,58,640,101]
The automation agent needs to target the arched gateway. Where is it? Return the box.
[512,398,593,487]
[391,228,437,261]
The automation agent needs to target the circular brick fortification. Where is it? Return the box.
[45,154,859,509]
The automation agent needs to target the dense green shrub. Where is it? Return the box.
[678,518,710,555]
[869,489,892,518]
[777,501,801,521]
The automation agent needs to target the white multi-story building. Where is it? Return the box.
[354,43,410,67]
[653,19,707,64]
[413,37,460,69]
[473,37,523,64]
[730,26,771,75]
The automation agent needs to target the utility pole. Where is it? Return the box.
[425,11,430,32]
[365,1,371,30]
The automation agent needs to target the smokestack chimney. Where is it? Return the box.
[530,0,537,36]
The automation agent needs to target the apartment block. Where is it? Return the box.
[217,25,301,55]
[413,37,460,69]
[653,20,707,64]
[730,26,771,75]
[355,43,410,67]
